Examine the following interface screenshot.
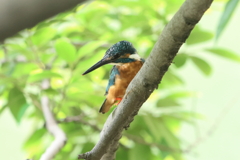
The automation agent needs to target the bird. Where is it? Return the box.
[82,41,145,114]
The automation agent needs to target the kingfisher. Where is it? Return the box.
[82,41,145,114]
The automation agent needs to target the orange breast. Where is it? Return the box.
[107,61,143,102]
[100,61,144,113]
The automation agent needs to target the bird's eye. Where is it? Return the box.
[113,52,121,59]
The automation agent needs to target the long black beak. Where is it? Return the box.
[82,58,112,75]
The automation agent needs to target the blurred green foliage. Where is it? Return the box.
[216,0,239,40]
[0,0,239,160]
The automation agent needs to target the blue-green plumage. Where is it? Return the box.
[104,40,137,57]
[105,66,119,95]
[105,58,145,95]
[82,41,139,75]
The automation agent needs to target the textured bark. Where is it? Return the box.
[0,0,87,41]
[100,133,121,160]
[78,0,214,159]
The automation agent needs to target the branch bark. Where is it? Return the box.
[0,0,87,41]
[78,0,214,159]
[40,79,67,160]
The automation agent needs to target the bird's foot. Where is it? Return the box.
[115,97,122,105]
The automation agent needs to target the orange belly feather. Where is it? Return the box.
[99,61,143,113]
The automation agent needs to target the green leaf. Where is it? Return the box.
[55,39,77,63]
[129,144,151,160]
[81,142,95,153]
[157,91,196,108]
[162,70,184,86]
[127,116,147,135]
[158,121,180,148]
[5,43,27,52]
[167,91,196,99]
[190,56,212,76]
[24,128,46,149]
[28,70,62,83]
[32,27,57,46]
[216,0,239,40]
[173,53,188,68]
[186,27,214,45]
[206,47,240,62]
[77,41,105,59]
[143,115,162,141]
[164,155,175,160]
[116,147,129,160]
[167,111,205,123]
[7,87,29,123]
[12,63,38,78]
[24,128,46,157]
[0,76,16,85]
[157,97,180,108]
[0,105,7,115]
[75,49,104,73]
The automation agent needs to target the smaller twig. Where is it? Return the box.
[58,115,101,132]
[46,55,58,69]
[40,79,67,160]
[28,31,45,69]
[59,114,128,150]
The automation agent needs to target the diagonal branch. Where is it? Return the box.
[58,115,101,132]
[78,0,214,160]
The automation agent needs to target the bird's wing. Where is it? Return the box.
[104,65,119,95]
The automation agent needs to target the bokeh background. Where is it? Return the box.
[0,0,240,160]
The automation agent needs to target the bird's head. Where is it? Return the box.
[82,41,141,75]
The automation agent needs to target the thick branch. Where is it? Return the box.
[100,133,121,160]
[78,0,214,159]
[0,0,87,41]
[40,79,67,160]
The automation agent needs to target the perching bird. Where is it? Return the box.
[82,41,145,114]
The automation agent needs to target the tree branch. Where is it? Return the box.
[40,80,67,160]
[0,0,87,41]
[78,0,214,159]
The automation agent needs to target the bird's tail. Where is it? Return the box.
[99,98,116,114]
